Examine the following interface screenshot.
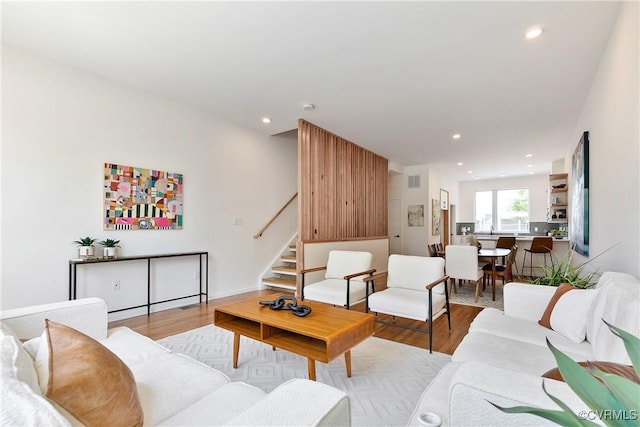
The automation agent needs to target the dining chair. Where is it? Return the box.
[301,250,376,309]
[495,236,516,249]
[445,245,484,301]
[482,244,517,288]
[366,254,450,353]
[479,236,518,269]
[522,237,554,277]
[427,244,438,257]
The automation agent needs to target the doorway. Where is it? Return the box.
[442,205,449,247]
[388,198,401,254]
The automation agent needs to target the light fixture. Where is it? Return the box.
[528,164,534,167]
[457,162,464,166]
[474,176,480,180]
[526,26,543,39]
[302,104,315,111]
[452,133,462,140]
[500,174,507,178]
[525,153,533,158]
[467,170,473,174]
[262,117,271,124]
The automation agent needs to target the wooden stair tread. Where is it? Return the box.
[272,265,296,275]
[281,255,296,262]
[263,276,296,286]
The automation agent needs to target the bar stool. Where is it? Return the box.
[522,237,554,277]
[496,236,517,275]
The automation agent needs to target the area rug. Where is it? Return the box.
[158,325,450,427]
[448,280,504,310]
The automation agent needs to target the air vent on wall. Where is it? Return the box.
[408,175,421,189]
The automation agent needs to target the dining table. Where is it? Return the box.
[478,247,511,301]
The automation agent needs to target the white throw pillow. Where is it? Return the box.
[550,288,599,343]
[0,325,41,395]
[23,335,41,360]
[1,334,70,426]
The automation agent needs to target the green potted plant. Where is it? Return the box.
[98,238,120,259]
[491,321,640,426]
[72,237,97,258]
[532,245,614,289]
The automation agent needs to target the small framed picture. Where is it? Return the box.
[440,189,449,210]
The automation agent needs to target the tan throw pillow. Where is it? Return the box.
[44,319,143,427]
[538,283,575,329]
[543,361,640,384]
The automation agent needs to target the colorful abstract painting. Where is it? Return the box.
[104,163,183,230]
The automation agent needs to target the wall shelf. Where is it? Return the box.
[548,173,569,224]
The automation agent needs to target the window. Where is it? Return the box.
[475,189,529,233]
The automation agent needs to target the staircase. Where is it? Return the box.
[262,241,297,292]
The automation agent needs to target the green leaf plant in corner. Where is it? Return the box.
[490,320,640,427]
[532,244,618,289]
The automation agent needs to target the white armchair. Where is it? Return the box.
[445,245,484,302]
[365,255,450,352]
[300,250,375,309]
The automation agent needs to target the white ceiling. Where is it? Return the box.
[2,1,621,181]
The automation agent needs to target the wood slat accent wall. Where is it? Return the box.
[298,119,388,241]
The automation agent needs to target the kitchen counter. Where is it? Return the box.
[473,235,570,242]
[453,234,570,277]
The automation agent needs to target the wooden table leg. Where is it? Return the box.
[233,332,240,369]
[345,351,352,377]
[492,259,497,301]
[307,358,316,381]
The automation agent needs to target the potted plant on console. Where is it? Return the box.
[98,238,120,259]
[73,237,97,259]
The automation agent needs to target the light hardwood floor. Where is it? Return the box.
[109,289,483,355]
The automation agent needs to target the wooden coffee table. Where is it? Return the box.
[213,294,375,381]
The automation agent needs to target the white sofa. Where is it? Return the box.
[408,271,640,426]
[0,298,350,426]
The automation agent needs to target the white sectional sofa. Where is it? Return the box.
[408,272,640,426]
[0,298,350,426]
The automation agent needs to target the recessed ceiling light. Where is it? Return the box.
[262,117,271,124]
[527,164,534,167]
[467,170,473,174]
[474,176,480,180]
[452,134,462,140]
[302,104,315,111]
[500,174,507,178]
[529,171,535,174]
[525,153,533,158]
[457,162,464,166]
[526,26,543,39]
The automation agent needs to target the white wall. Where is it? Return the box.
[388,165,458,256]
[388,165,430,256]
[564,2,639,277]
[1,47,298,316]
[428,166,459,243]
[457,174,549,223]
